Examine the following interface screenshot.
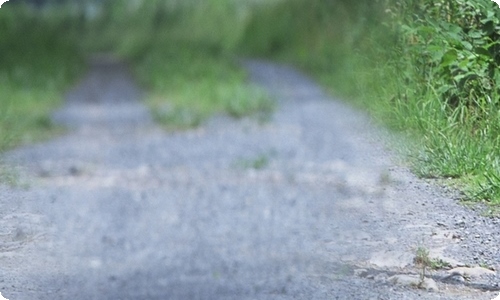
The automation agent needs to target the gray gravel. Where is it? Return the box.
[0,58,499,299]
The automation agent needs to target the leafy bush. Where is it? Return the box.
[391,0,500,201]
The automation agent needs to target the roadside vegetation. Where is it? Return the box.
[3,0,500,203]
[0,3,84,150]
[236,0,500,204]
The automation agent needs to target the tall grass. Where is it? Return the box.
[236,0,500,204]
[0,3,85,149]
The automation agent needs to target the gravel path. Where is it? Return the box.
[0,58,499,299]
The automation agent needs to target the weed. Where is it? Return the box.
[414,246,431,285]
[151,104,204,131]
[479,262,494,271]
[235,152,273,170]
[378,170,392,186]
[414,244,452,287]
[428,258,452,270]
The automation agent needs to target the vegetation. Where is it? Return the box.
[3,0,500,203]
[82,0,274,130]
[236,0,500,204]
[0,3,84,150]
[0,0,273,152]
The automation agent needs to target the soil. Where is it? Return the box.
[0,57,499,299]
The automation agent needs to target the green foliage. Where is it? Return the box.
[134,44,273,129]
[234,151,275,170]
[4,0,500,204]
[1,0,273,149]
[236,0,500,204]
[86,0,274,130]
[0,3,85,149]
[393,0,500,203]
[400,0,500,113]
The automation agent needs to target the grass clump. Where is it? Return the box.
[234,152,274,170]
[134,44,273,130]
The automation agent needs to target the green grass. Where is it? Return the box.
[83,0,275,130]
[234,151,275,170]
[0,3,85,150]
[133,43,274,130]
[4,0,500,206]
[236,0,500,205]
[1,1,274,152]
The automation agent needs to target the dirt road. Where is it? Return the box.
[0,58,498,299]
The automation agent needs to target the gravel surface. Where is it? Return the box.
[0,58,499,299]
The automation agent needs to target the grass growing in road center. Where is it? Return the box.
[133,44,274,130]
[84,1,275,130]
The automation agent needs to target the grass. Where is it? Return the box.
[0,3,85,151]
[0,0,274,153]
[82,0,275,130]
[234,152,274,170]
[414,246,432,285]
[4,0,500,206]
[413,245,452,289]
[0,88,66,148]
[133,43,274,130]
[235,0,500,206]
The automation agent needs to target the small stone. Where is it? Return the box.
[443,273,466,283]
[354,269,368,277]
[447,266,496,279]
[373,273,388,282]
[69,165,83,176]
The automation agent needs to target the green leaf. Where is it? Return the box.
[441,49,457,67]
[468,30,483,39]
[461,41,473,50]
[482,21,495,35]
[475,46,490,57]
[457,59,470,71]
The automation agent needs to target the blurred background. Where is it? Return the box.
[0,0,388,148]
[2,0,500,202]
